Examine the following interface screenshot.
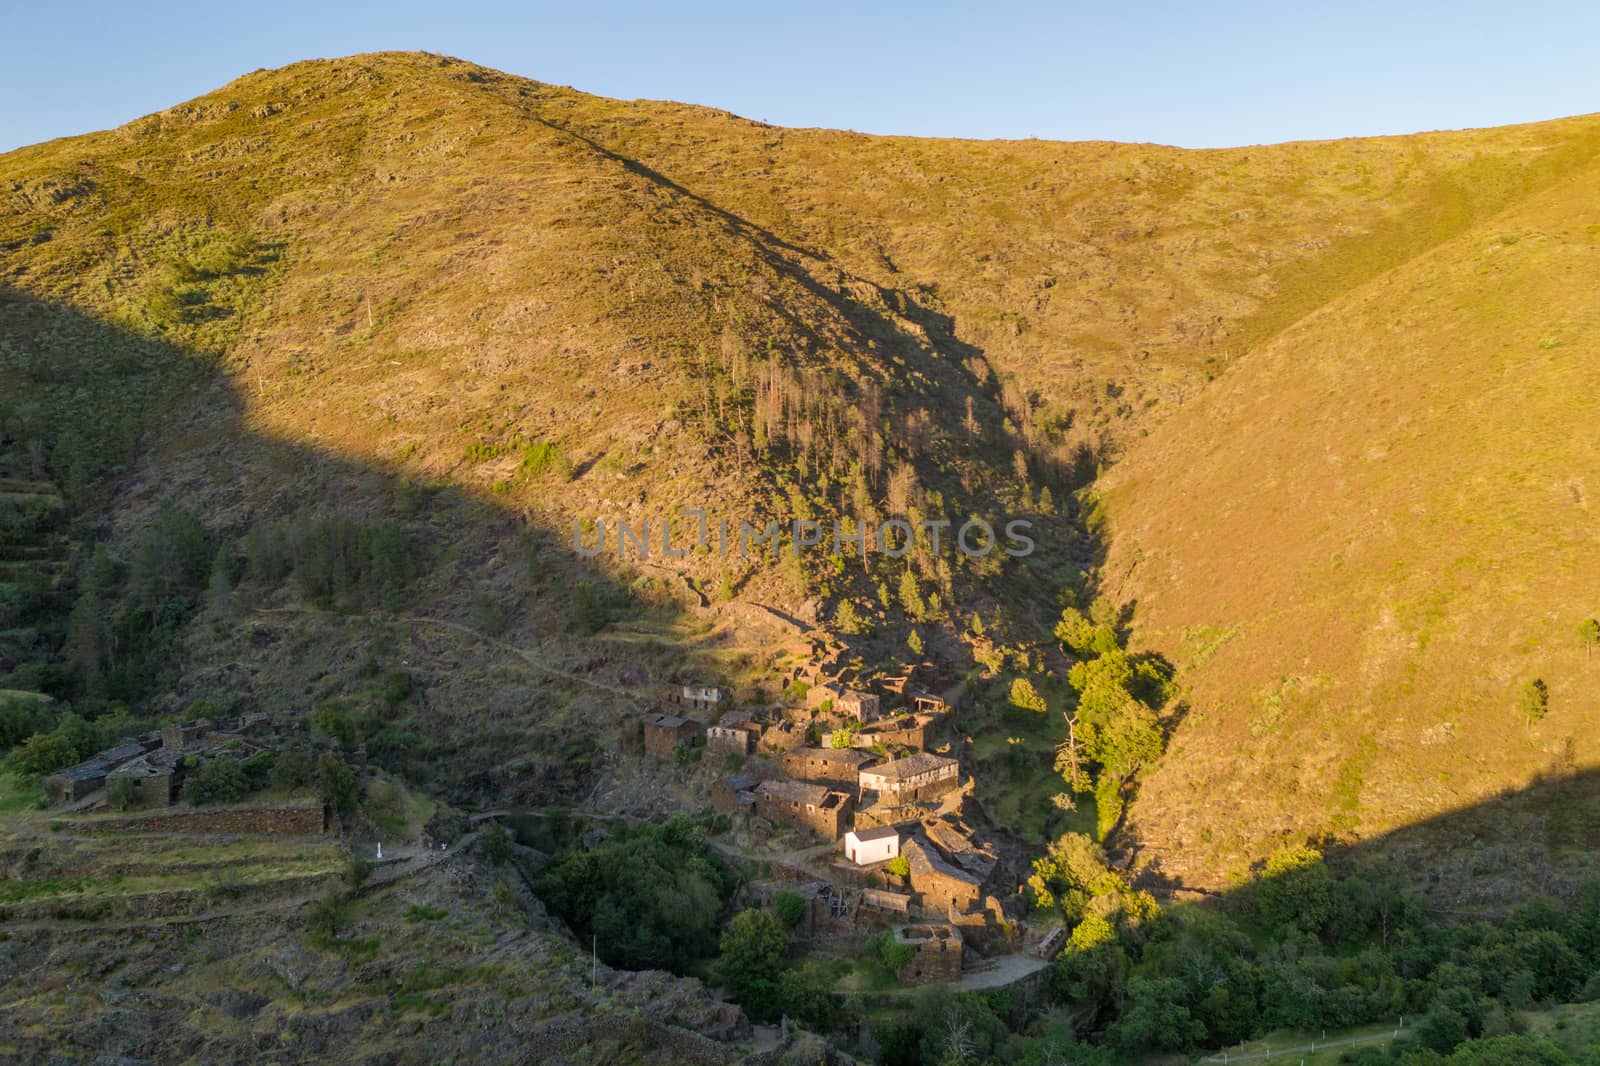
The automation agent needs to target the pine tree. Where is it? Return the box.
[897,570,925,619]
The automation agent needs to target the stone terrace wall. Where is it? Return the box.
[64,803,326,836]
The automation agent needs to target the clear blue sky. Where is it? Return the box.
[5,1,1598,154]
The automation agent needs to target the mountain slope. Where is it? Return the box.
[3,52,1600,876]
[1102,157,1600,890]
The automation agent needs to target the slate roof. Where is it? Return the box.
[848,825,901,843]
[860,753,957,781]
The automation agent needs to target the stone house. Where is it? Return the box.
[712,773,762,814]
[706,709,762,757]
[892,923,964,984]
[827,712,938,752]
[663,684,725,714]
[844,825,900,865]
[106,748,184,809]
[901,838,984,917]
[641,712,703,759]
[706,722,754,757]
[753,779,854,840]
[42,739,148,806]
[161,719,214,752]
[858,753,960,804]
[780,746,876,790]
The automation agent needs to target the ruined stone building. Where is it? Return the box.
[806,682,880,722]
[663,684,725,715]
[712,773,762,814]
[106,748,184,809]
[641,712,703,759]
[892,923,964,984]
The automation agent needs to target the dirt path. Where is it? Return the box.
[1198,1027,1407,1063]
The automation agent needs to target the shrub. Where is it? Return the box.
[181,758,251,805]
[774,890,807,928]
[106,775,141,811]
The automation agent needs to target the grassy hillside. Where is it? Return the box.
[1101,155,1600,891]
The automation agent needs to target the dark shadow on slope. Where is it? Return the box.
[0,284,690,809]
[1044,764,1600,1057]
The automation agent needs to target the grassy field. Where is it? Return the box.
[0,772,41,815]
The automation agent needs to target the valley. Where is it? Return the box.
[2,49,1599,1065]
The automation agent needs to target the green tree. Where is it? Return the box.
[898,570,926,619]
[718,908,789,1019]
[1009,676,1048,714]
[1579,618,1600,661]
[1517,678,1549,728]
[317,752,359,813]
[1416,1005,1470,1055]
[481,821,513,865]
[9,731,79,775]
[1109,976,1205,1053]
[181,757,251,805]
[537,817,735,973]
[907,628,924,657]
[1257,844,1337,935]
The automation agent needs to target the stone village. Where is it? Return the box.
[637,658,1066,988]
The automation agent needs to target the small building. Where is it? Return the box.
[706,723,753,757]
[846,712,938,752]
[642,712,702,759]
[892,923,964,984]
[753,779,854,840]
[844,825,901,865]
[858,753,960,804]
[780,746,876,790]
[1034,925,1068,960]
